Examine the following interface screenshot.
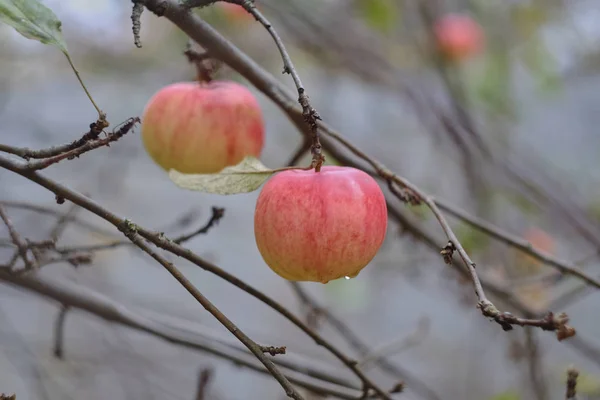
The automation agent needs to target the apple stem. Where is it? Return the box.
[184,42,220,84]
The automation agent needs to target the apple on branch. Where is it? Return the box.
[141,80,265,174]
[254,166,388,283]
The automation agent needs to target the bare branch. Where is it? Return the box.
[53,304,70,359]
[0,152,392,398]
[0,271,363,399]
[22,118,139,171]
[0,205,33,269]
[288,282,441,400]
[195,367,213,400]
[133,0,582,338]
[0,117,110,160]
[173,206,225,244]
[436,199,600,290]
[117,220,304,399]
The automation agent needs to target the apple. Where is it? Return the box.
[254,166,388,283]
[433,13,484,62]
[141,81,265,174]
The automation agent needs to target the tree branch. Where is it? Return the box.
[0,154,390,399]
[135,0,579,338]
[1,118,139,171]
[0,205,33,269]
[0,270,363,399]
[117,219,305,399]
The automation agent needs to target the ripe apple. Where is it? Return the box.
[141,81,265,174]
[433,13,484,61]
[254,166,388,283]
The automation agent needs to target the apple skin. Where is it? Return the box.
[141,81,265,174]
[254,166,388,283]
[433,14,484,61]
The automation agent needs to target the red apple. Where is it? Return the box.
[141,81,265,174]
[254,166,388,283]
[433,13,484,61]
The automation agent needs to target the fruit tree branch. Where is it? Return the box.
[0,270,363,399]
[173,206,225,244]
[116,222,305,400]
[0,118,139,172]
[0,205,33,270]
[0,153,391,400]
[184,0,325,171]
[0,117,110,160]
[135,0,579,338]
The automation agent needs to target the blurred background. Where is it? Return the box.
[1,0,600,399]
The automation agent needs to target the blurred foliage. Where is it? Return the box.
[519,34,562,96]
[488,390,521,400]
[356,0,400,34]
[471,50,515,119]
[455,222,491,256]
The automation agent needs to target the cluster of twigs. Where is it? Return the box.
[0,0,598,399]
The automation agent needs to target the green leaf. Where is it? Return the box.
[169,157,277,195]
[0,0,67,53]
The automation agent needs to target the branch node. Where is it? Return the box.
[260,345,286,356]
[440,241,456,264]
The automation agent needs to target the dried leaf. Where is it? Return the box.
[169,156,276,195]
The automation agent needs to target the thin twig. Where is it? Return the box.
[48,202,80,243]
[117,221,305,399]
[136,0,581,337]
[18,118,139,171]
[0,118,109,160]
[288,282,440,400]
[436,199,600,290]
[173,207,225,244]
[0,205,33,269]
[0,270,363,399]
[0,153,391,400]
[219,0,324,170]
[195,367,213,400]
[53,305,70,359]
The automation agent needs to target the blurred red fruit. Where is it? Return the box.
[433,13,484,61]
